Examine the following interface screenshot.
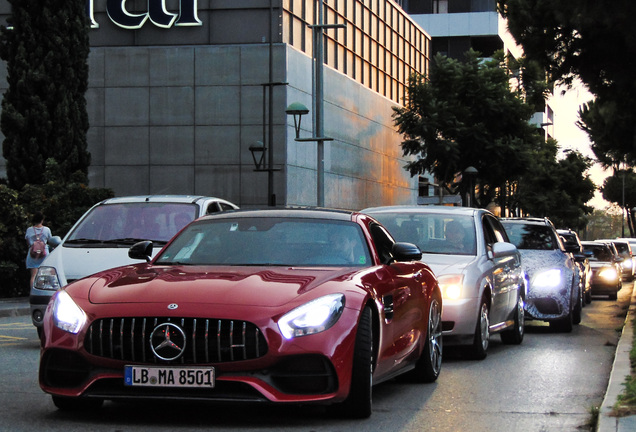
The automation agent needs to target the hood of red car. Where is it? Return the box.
[87,264,354,307]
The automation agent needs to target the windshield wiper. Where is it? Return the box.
[64,238,105,244]
[103,238,148,244]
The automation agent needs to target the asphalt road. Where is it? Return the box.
[0,282,632,432]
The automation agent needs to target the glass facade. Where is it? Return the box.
[283,0,430,103]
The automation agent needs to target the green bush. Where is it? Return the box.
[0,159,113,297]
[0,185,29,297]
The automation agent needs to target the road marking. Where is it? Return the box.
[0,323,32,330]
[0,335,28,346]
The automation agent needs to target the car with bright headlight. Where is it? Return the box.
[363,206,525,360]
[30,195,238,337]
[598,239,634,281]
[39,208,442,418]
[500,217,581,332]
[581,241,622,300]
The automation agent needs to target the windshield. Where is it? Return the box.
[155,217,372,266]
[502,223,558,250]
[66,202,198,244]
[612,242,630,256]
[583,244,613,262]
[369,212,476,256]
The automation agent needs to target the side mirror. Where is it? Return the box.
[563,243,581,254]
[47,236,62,248]
[392,242,422,262]
[129,241,153,262]
[572,252,587,263]
[491,241,518,259]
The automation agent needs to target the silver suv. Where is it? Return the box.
[29,195,238,336]
[501,217,581,332]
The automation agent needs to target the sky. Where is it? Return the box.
[548,81,611,210]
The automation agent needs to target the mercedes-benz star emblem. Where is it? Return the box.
[150,323,187,361]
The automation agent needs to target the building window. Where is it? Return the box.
[433,0,448,13]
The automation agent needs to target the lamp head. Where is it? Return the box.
[285,102,310,140]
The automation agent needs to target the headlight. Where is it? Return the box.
[33,266,61,291]
[598,267,618,282]
[531,269,563,291]
[278,294,345,339]
[52,291,86,334]
[438,274,463,300]
[621,259,633,270]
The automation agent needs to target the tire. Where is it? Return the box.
[409,292,443,383]
[468,299,489,360]
[501,293,524,345]
[585,288,592,304]
[52,396,103,411]
[572,286,582,325]
[338,307,373,419]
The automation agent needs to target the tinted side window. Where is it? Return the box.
[486,216,508,243]
[370,223,395,264]
[206,202,221,214]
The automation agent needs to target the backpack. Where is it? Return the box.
[29,228,47,259]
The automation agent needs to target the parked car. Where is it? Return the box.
[363,206,525,359]
[30,195,239,336]
[598,239,634,281]
[557,229,592,304]
[500,217,581,332]
[581,241,622,300]
[39,209,442,418]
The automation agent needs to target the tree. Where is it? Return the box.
[393,50,542,211]
[601,170,636,236]
[498,0,636,166]
[0,0,91,190]
[512,144,595,229]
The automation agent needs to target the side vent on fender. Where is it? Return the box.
[382,295,394,321]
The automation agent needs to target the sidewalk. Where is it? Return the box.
[1,292,636,430]
[0,296,29,318]
[597,284,636,432]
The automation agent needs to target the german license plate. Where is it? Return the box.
[124,365,215,388]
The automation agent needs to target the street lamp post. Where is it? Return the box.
[248,0,284,206]
[464,166,478,207]
[285,1,343,207]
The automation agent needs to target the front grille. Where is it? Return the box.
[84,317,268,364]
[530,298,562,315]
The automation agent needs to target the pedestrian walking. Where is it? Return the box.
[25,211,53,289]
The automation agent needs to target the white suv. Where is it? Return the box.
[30,195,238,334]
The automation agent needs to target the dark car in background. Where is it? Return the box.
[557,229,592,304]
[582,241,622,300]
[501,218,581,332]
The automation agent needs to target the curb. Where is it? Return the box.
[597,286,636,432]
[0,297,30,318]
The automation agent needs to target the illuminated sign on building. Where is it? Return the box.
[86,0,202,29]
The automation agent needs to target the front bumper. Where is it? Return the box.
[40,348,341,404]
[441,297,479,345]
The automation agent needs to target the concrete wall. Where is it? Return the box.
[0,0,419,210]
[285,46,417,209]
